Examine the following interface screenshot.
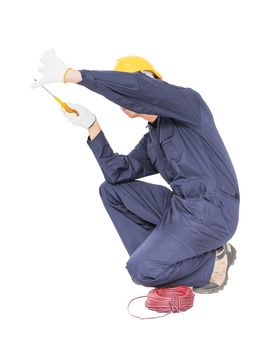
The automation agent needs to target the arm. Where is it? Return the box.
[66,69,202,127]
[88,119,102,141]
[59,101,156,183]
[87,126,158,184]
[31,50,201,126]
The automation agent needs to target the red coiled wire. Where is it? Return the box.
[128,285,195,319]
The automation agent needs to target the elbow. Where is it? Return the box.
[106,178,118,185]
[104,174,133,185]
[103,174,118,185]
[103,173,125,185]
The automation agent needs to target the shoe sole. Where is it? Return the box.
[193,244,237,294]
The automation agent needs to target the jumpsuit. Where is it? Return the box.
[77,70,240,288]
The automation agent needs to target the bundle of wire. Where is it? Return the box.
[128,285,195,320]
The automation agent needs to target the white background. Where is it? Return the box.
[0,0,276,349]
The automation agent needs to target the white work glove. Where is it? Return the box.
[31,48,70,89]
[61,103,97,129]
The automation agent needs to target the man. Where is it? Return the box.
[32,49,240,294]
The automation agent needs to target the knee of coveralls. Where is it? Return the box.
[99,180,116,203]
[126,254,169,287]
[99,180,108,196]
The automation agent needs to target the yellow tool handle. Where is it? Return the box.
[54,96,79,116]
[61,102,80,116]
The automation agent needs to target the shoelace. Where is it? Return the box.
[128,285,195,320]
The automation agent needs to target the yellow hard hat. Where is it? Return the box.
[114,55,163,80]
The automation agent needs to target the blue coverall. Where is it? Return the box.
[77,70,240,288]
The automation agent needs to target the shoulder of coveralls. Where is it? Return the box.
[78,70,204,128]
[158,89,203,128]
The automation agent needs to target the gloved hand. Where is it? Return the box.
[31,48,71,88]
[61,103,97,129]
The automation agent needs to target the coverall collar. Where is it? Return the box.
[146,115,160,128]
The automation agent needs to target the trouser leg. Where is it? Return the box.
[99,180,220,287]
[99,179,173,256]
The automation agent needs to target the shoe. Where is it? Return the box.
[193,243,237,294]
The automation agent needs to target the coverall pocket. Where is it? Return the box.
[147,142,157,167]
[183,196,218,226]
[161,139,180,161]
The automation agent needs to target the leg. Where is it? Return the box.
[99,179,173,255]
[99,180,229,288]
[126,194,232,287]
[126,221,217,288]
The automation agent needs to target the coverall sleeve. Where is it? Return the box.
[87,130,158,184]
[78,70,202,127]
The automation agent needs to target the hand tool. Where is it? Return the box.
[34,79,79,116]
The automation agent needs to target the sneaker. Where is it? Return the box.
[193,243,237,294]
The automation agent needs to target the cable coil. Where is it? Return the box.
[128,285,195,319]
